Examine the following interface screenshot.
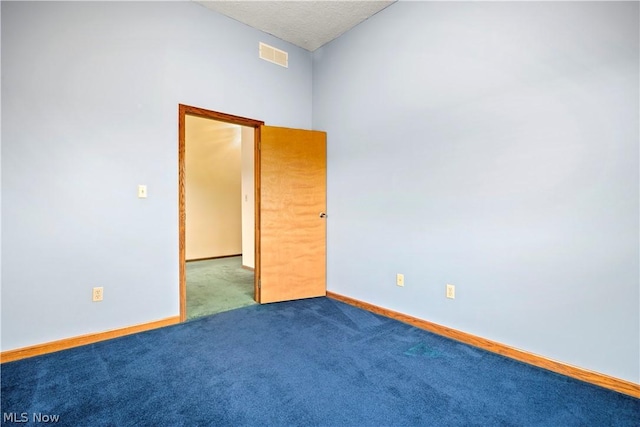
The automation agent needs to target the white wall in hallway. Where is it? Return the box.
[185,116,242,260]
[241,127,255,269]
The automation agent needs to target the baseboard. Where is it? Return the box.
[0,316,181,364]
[242,265,255,271]
[186,254,242,262]
[326,291,640,398]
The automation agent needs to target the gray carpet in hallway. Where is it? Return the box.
[186,256,256,320]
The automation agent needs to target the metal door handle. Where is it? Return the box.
[319,212,327,218]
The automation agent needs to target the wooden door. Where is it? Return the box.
[259,125,326,303]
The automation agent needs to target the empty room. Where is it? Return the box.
[1,1,638,425]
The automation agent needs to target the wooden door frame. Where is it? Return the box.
[178,104,264,322]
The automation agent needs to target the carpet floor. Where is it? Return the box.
[1,297,638,426]
[186,256,256,320]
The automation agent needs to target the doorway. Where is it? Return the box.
[178,105,263,322]
[178,104,328,323]
[184,115,256,320]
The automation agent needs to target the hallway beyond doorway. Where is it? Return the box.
[186,256,256,320]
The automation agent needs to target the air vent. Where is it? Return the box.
[259,42,288,68]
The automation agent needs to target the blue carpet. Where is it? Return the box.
[1,297,638,426]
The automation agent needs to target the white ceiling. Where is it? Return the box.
[194,1,396,51]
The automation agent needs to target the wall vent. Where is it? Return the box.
[259,42,288,68]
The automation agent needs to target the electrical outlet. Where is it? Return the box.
[446,284,455,299]
[92,287,104,302]
[396,273,404,287]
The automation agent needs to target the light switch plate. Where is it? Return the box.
[138,185,147,198]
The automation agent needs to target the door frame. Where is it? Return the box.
[178,104,264,322]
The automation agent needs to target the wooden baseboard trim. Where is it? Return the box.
[0,316,181,364]
[242,265,255,272]
[186,254,242,262]
[326,291,640,398]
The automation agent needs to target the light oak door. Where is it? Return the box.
[259,125,327,303]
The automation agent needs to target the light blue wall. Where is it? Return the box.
[1,1,311,350]
[313,2,639,382]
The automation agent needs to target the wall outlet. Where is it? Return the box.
[446,284,455,299]
[92,287,104,302]
[396,273,404,287]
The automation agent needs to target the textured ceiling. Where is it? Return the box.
[195,1,396,51]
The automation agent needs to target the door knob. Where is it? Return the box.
[319,212,327,218]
